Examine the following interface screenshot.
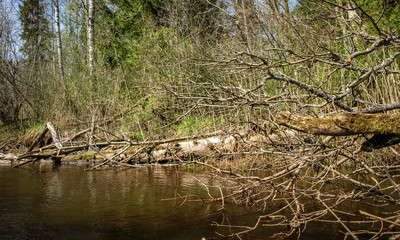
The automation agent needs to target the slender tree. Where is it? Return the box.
[53,0,64,79]
[87,0,94,76]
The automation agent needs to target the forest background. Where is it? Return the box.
[1,0,399,141]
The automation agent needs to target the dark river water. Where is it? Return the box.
[1,164,385,240]
[0,164,268,240]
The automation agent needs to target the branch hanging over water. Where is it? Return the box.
[276,111,400,136]
[276,111,400,151]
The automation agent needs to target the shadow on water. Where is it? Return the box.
[0,164,394,240]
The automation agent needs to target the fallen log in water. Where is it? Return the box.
[11,125,242,168]
[276,111,400,151]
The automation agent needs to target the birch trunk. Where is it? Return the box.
[54,0,64,79]
[87,0,94,77]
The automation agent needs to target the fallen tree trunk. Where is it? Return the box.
[276,111,400,136]
[12,128,240,168]
[276,111,400,151]
[47,122,63,149]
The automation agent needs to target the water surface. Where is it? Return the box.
[0,165,262,240]
[0,164,376,240]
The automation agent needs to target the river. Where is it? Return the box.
[0,164,268,240]
[0,164,382,239]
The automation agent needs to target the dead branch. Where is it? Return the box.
[26,125,49,152]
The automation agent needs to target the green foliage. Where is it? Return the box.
[296,0,400,35]
[356,0,400,34]
[12,0,400,146]
[116,96,164,140]
[96,0,173,68]
[172,116,214,136]
[22,121,47,134]
[12,0,227,129]
[95,0,224,69]
[19,0,52,63]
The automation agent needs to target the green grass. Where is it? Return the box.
[22,122,47,134]
[172,116,213,136]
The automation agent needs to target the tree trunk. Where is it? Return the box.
[276,111,400,151]
[87,0,94,77]
[54,0,64,79]
[276,111,400,136]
